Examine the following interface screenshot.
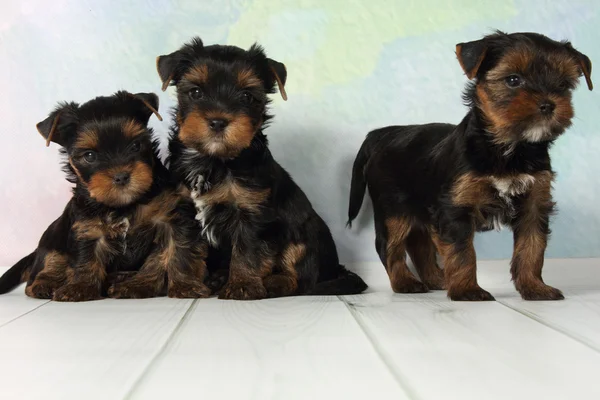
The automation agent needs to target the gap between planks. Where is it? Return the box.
[495,299,600,353]
[339,296,419,400]
[123,298,199,400]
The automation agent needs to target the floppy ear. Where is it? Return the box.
[156,51,182,92]
[575,51,593,91]
[36,103,79,147]
[456,39,488,80]
[131,92,163,121]
[268,58,288,101]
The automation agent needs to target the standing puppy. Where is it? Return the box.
[0,91,210,301]
[348,31,592,301]
[158,37,367,300]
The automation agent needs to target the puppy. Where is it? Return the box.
[156,37,367,300]
[0,91,211,301]
[348,31,592,301]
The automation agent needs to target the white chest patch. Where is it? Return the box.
[490,174,536,199]
[190,175,218,246]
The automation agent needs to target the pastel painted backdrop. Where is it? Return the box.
[1,0,599,265]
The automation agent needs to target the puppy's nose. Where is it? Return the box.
[113,172,130,186]
[539,101,556,115]
[208,119,229,132]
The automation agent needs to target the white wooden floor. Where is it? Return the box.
[1,259,599,400]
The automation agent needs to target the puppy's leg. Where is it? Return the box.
[431,215,494,301]
[53,243,106,302]
[380,216,428,293]
[263,243,305,298]
[220,241,268,300]
[167,239,211,299]
[406,228,445,290]
[26,251,69,299]
[109,227,210,299]
[511,174,562,300]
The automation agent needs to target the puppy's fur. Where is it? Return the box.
[158,37,367,300]
[0,91,211,301]
[348,31,592,301]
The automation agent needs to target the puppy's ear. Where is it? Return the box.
[36,103,79,147]
[131,92,163,121]
[573,50,593,91]
[268,58,288,101]
[456,39,488,80]
[156,51,181,92]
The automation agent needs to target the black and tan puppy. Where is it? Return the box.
[348,31,592,301]
[157,37,367,300]
[0,91,211,301]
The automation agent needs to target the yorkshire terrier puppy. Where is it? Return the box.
[0,91,211,301]
[348,31,592,301]
[157,37,367,300]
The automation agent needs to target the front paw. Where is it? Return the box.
[106,216,130,239]
[205,269,229,294]
[449,286,495,301]
[219,279,267,300]
[168,282,211,298]
[53,283,102,302]
[26,279,62,299]
[518,283,564,301]
[107,281,160,299]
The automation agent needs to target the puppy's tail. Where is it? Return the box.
[309,265,368,296]
[347,134,374,228]
[0,251,35,295]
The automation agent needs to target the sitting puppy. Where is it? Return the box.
[348,31,592,301]
[157,37,367,300]
[0,91,211,301]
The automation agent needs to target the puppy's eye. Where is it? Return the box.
[189,88,203,100]
[505,75,524,88]
[83,151,97,163]
[130,140,141,153]
[241,91,254,105]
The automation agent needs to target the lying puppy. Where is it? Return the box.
[0,91,211,301]
[348,31,592,301]
[157,37,367,300]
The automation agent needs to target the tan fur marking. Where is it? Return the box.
[122,119,146,138]
[237,68,262,88]
[198,177,270,213]
[183,64,209,84]
[74,129,99,150]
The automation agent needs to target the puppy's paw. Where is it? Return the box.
[191,175,211,198]
[106,215,130,240]
[168,282,211,298]
[53,283,102,302]
[26,280,59,299]
[205,269,229,294]
[107,282,159,299]
[219,279,267,300]
[449,287,495,301]
[518,283,564,301]
[263,275,297,298]
[421,269,445,291]
[392,278,429,294]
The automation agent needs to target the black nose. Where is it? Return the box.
[539,101,556,115]
[208,119,229,132]
[113,172,130,186]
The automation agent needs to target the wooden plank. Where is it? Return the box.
[128,296,409,400]
[0,297,193,400]
[491,259,600,352]
[0,267,50,327]
[343,288,600,400]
